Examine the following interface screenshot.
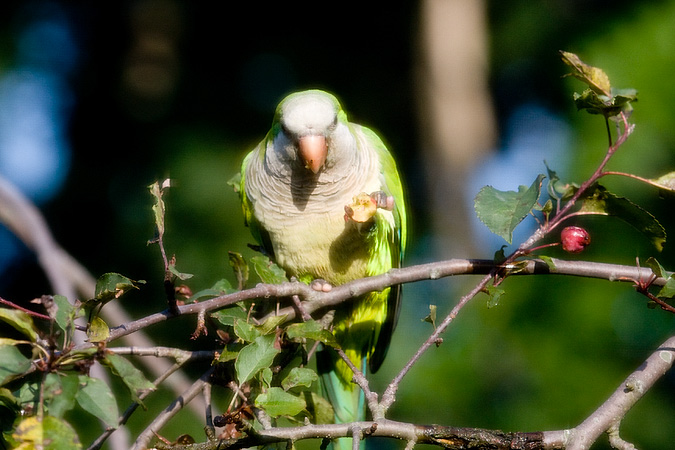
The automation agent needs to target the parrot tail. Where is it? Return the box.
[316,346,366,450]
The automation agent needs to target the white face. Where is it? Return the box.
[279,92,338,139]
[267,91,357,179]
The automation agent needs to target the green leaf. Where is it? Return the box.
[83,273,145,311]
[560,51,637,118]
[0,387,20,413]
[474,174,545,244]
[573,89,637,117]
[257,314,288,335]
[94,273,144,302]
[168,264,193,281]
[545,162,561,199]
[538,199,553,218]
[656,277,675,300]
[52,295,78,334]
[217,343,241,363]
[0,338,31,347]
[650,258,675,299]
[281,367,318,391]
[86,316,110,342]
[189,279,235,302]
[422,304,437,329]
[12,415,82,449]
[250,255,288,284]
[75,375,119,427]
[260,367,273,389]
[103,353,155,404]
[0,308,38,342]
[0,344,31,385]
[254,387,306,417]
[232,314,285,342]
[304,391,334,424]
[235,334,279,384]
[44,373,78,419]
[210,304,248,327]
[148,179,170,238]
[228,251,249,289]
[285,320,338,347]
[233,319,261,343]
[538,255,557,271]
[560,51,611,95]
[16,380,40,410]
[579,185,666,251]
[650,171,675,193]
[644,257,667,279]
[61,347,98,366]
[485,284,506,308]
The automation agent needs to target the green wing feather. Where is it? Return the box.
[317,123,407,429]
[240,138,275,257]
[359,124,407,372]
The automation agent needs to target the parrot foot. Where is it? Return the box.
[310,279,333,292]
[369,190,395,211]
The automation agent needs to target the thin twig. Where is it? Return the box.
[380,273,492,412]
[87,350,214,450]
[565,335,675,450]
[291,294,312,321]
[131,366,216,450]
[334,348,379,419]
[0,174,207,426]
[0,296,51,321]
[520,111,634,251]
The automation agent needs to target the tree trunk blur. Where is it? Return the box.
[416,0,496,257]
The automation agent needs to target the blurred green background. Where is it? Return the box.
[0,1,674,449]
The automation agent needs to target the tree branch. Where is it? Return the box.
[132,366,216,450]
[565,334,675,450]
[144,330,675,450]
[0,174,207,446]
[208,419,567,450]
[100,257,668,346]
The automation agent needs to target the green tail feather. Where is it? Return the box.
[317,347,366,450]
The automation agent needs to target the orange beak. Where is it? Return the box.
[298,135,327,174]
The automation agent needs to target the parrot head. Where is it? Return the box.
[274,90,344,174]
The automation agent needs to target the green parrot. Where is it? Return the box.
[239,89,407,436]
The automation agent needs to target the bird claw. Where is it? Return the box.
[369,191,395,211]
[310,279,333,292]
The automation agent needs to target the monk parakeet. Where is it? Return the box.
[240,89,407,432]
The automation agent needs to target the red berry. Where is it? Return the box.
[561,226,591,253]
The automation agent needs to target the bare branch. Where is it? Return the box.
[87,349,214,450]
[565,335,675,450]
[222,419,566,450]
[132,366,216,450]
[107,346,215,362]
[381,273,491,412]
[100,257,668,346]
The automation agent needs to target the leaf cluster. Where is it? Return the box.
[0,275,153,449]
[560,50,638,118]
[207,264,338,429]
[473,51,675,309]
